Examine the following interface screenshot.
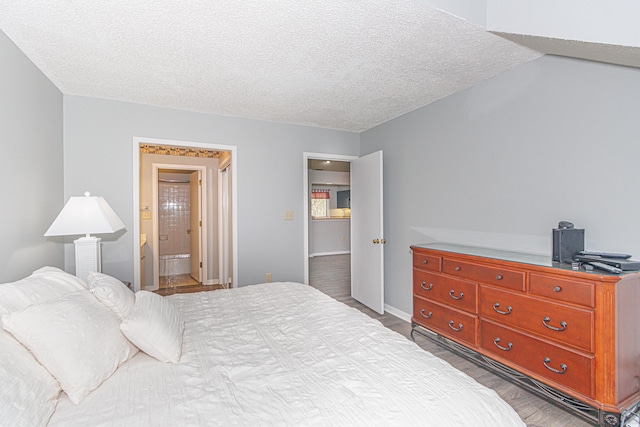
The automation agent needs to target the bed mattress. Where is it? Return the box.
[49,282,524,426]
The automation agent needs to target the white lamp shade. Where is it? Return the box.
[44,192,126,237]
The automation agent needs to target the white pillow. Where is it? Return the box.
[120,291,184,364]
[31,266,88,290]
[88,272,135,319]
[0,266,87,316]
[0,329,61,427]
[2,291,138,404]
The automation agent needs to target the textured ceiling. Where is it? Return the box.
[0,1,542,132]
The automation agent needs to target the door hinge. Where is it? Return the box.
[199,179,202,185]
[199,220,202,226]
[200,262,202,268]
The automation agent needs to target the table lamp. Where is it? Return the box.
[44,191,125,282]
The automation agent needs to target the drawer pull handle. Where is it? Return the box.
[543,357,567,374]
[420,282,433,291]
[496,274,503,280]
[454,266,461,271]
[420,309,432,319]
[449,289,464,300]
[493,302,512,315]
[553,286,562,292]
[422,259,428,264]
[448,321,463,332]
[493,338,513,351]
[542,316,567,332]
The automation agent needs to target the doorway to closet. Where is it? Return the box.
[132,137,238,293]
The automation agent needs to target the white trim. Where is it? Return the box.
[309,251,351,257]
[383,304,411,323]
[132,137,238,292]
[302,152,358,285]
[217,165,232,289]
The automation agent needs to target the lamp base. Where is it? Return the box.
[74,236,101,282]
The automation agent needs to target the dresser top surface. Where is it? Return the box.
[412,243,553,266]
[411,243,639,279]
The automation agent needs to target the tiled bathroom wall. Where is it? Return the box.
[158,182,191,256]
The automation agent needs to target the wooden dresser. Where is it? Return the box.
[410,243,640,427]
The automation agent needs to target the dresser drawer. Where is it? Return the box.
[413,270,477,313]
[480,320,594,398]
[413,297,477,347]
[442,259,525,291]
[529,273,595,308]
[413,252,442,272]
[479,286,594,353]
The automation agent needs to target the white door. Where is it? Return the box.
[350,151,384,314]
[189,171,202,282]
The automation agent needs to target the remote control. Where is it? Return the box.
[588,262,622,274]
[579,251,632,259]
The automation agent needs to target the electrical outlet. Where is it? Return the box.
[265,273,272,283]
[141,211,152,220]
[284,210,293,220]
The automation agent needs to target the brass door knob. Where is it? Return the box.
[373,239,380,244]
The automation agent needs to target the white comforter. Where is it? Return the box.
[49,282,524,426]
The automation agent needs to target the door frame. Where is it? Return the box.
[132,136,238,292]
[218,163,232,288]
[302,152,358,285]
[152,164,206,290]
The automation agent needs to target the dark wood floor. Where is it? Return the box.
[309,254,593,427]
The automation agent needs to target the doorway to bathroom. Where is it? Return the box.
[155,165,205,290]
[133,138,237,293]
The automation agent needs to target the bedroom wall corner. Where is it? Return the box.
[0,29,64,282]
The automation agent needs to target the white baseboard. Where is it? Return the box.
[384,304,411,322]
[309,251,351,257]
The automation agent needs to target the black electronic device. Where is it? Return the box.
[573,255,640,271]
[587,261,622,274]
[552,221,585,264]
[578,251,632,259]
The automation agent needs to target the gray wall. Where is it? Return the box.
[63,96,360,285]
[0,30,63,282]
[361,55,640,314]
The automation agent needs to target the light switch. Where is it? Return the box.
[284,210,293,220]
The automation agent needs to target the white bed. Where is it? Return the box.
[1,269,525,426]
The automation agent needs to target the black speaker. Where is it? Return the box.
[553,226,584,264]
